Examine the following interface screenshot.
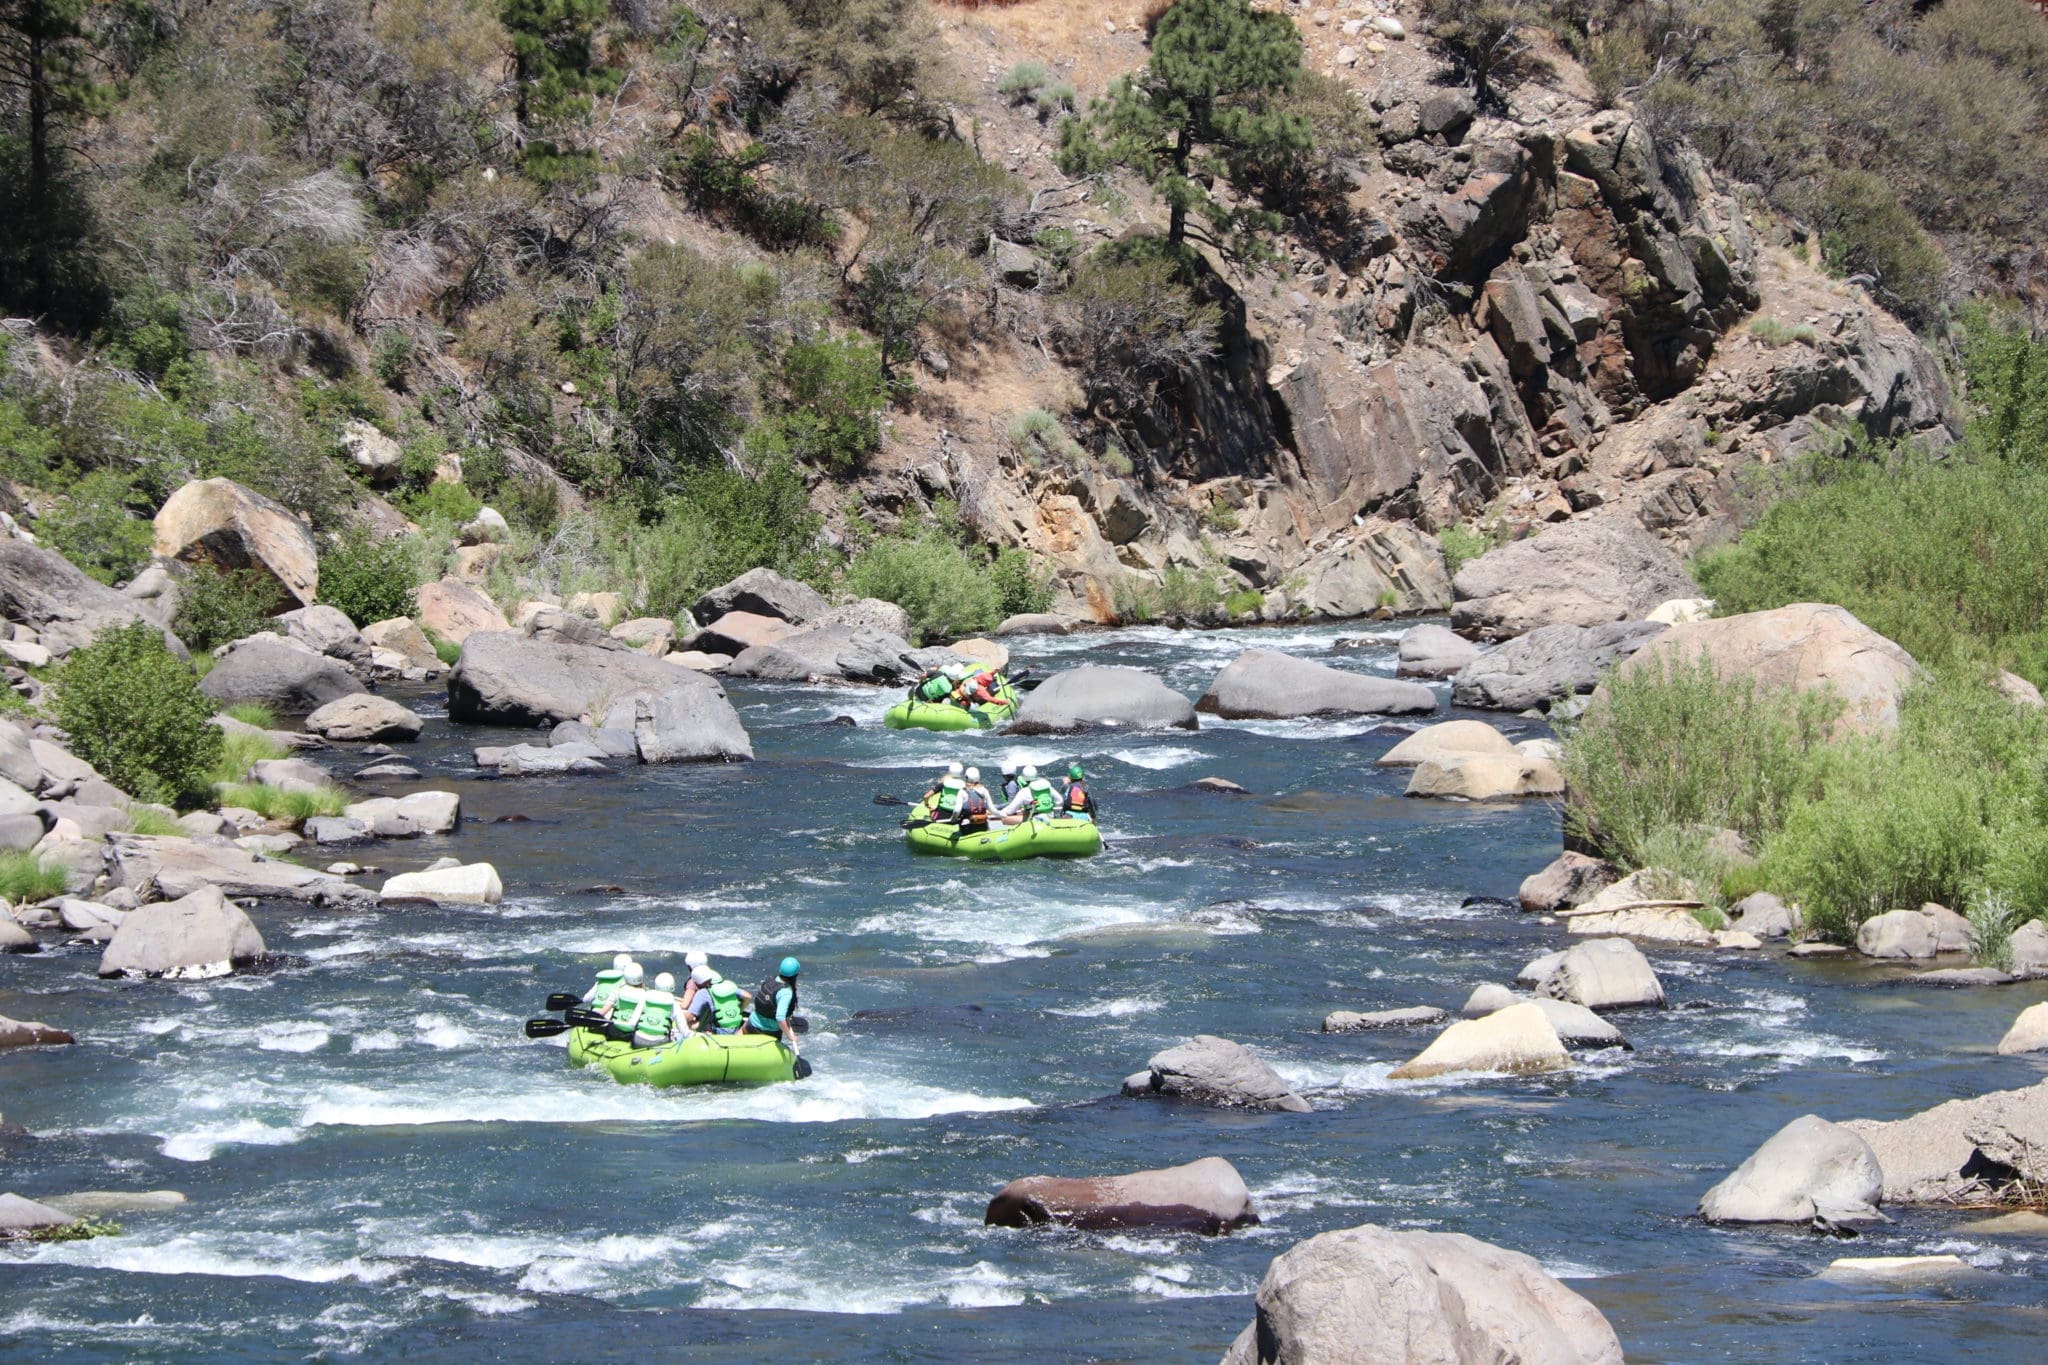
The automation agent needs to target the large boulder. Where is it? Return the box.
[1519,852,1618,914]
[1561,869,1715,945]
[996,612,1071,636]
[1613,604,1921,735]
[1698,1115,1886,1226]
[304,693,423,742]
[609,617,677,656]
[599,688,755,763]
[1395,623,1480,679]
[1220,1223,1624,1365]
[415,578,511,645]
[0,1014,74,1047]
[1196,649,1436,719]
[1451,516,1696,641]
[1856,907,1940,960]
[0,540,186,658]
[153,478,318,611]
[1842,1081,2048,1205]
[1996,1003,2048,1056]
[1387,1002,1572,1080]
[276,604,370,668]
[98,885,266,978]
[1538,938,1665,1011]
[199,635,365,713]
[0,722,39,791]
[361,617,445,673]
[1122,1035,1310,1112]
[2013,921,2048,978]
[247,757,331,792]
[1008,666,1198,734]
[985,1157,1257,1235]
[106,833,364,902]
[382,861,503,904]
[688,610,797,657]
[447,630,736,730]
[1375,720,1515,767]
[1527,998,1630,1050]
[1323,1006,1447,1033]
[1404,754,1563,800]
[725,624,921,685]
[0,1193,79,1237]
[1729,891,1799,939]
[343,791,461,836]
[816,597,914,640]
[1451,620,1666,711]
[691,567,829,626]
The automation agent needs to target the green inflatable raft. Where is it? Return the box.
[566,1027,804,1086]
[904,801,1103,861]
[883,679,1019,731]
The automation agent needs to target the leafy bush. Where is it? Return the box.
[38,470,155,585]
[1437,522,1494,578]
[400,480,484,527]
[998,61,1075,117]
[53,622,224,808]
[989,546,1054,620]
[1557,652,1840,869]
[845,532,1002,643]
[1961,305,2048,465]
[1113,564,1227,624]
[173,566,283,653]
[1225,588,1264,618]
[319,528,420,626]
[0,850,68,903]
[759,336,890,473]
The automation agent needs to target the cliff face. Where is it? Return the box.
[854,2,1957,622]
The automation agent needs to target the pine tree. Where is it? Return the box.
[0,0,99,204]
[1054,0,1309,260]
[501,0,615,126]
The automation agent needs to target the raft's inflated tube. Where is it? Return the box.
[882,681,1019,731]
[904,799,1103,861]
[566,1028,802,1086]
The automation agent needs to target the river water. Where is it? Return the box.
[3,623,2046,1361]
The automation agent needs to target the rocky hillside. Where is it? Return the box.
[866,0,1956,621]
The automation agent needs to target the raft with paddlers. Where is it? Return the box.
[902,795,1103,860]
[525,994,813,1086]
[884,663,1024,731]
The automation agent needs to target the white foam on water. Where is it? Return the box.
[1109,746,1207,771]
[695,1255,1031,1314]
[350,1030,401,1053]
[17,1232,397,1285]
[856,897,1160,949]
[1049,994,1164,1019]
[842,1145,911,1164]
[160,1118,306,1162]
[257,1020,333,1053]
[418,1287,536,1316]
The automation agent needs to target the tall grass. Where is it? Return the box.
[0,850,68,902]
[222,703,279,729]
[214,782,351,824]
[204,729,288,790]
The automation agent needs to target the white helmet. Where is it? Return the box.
[685,950,708,970]
[1021,765,1039,780]
[965,767,981,783]
[944,663,968,680]
[946,760,964,777]
[942,774,963,788]
[1000,761,1015,776]
[691,964,714,985]
[624,964,644,985]
[654,971,676,991]
[612,952,632,970]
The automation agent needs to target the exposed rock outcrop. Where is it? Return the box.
[1122,1035,1310,1112]
[1451,517,1697,641]
[448,630,731,729]
[1698,1115,1887,1226]
[153,478,319,611]
[199,635,365,713]
[1009,666,1197,734]
[382,861,504,904]
[1452,620,1665,712]
[691,568,829,626]
[1404,753,1562,800]
[0,541,186,658]
[1519,852,1618,914]
[1221,1223,1623,1365]
[985,1157,1257,1235]
[415,578,511,645]
[98,885,266,978]
[1387,1002,1571,1080]
[725,624,922,684]
[1196,649,1435,719]
[1842,1081,2048,1205]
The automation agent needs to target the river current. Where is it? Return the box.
[3,623,2045,1361]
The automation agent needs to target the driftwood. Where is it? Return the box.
[1555,899,1706,919]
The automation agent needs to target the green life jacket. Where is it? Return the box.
[917,675,954,703]
[609,983,646,1028]
[587,968,624,1010]
[1029,778,1058,815]
[937,782,964,814]
[708,977,745,1031]
[632,989,676,1043]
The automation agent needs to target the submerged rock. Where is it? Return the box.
[1220,1223,1624,1365]
[1322,1006,1445,1033]
[1123,1035,1310,1112]
[1698,1115,1886,1226]
[98,885,266,978]
[985,1157,1257,1235]
[1405,753,1563,800]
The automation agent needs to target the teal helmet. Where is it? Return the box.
[779,956,802,978]
[1068,764,1084,780]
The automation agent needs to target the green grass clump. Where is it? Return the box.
[424,630,462,666]
[1747,318,1817,347]
[222,703,278,729]
[25,1216,121,1243]
[203,727,288,790]
[54,623,224,808]
[124,806,185,837]
[0,851,69,902]
[1438,522,1494,578]
[215,782,351,824]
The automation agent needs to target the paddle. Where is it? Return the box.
[527,1013,812,1039]
[544,991,582,1012]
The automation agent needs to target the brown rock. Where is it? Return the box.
[153,478,318,611]
[1519,852,1618,914]
[415,579,511,646]
[984,1157,1257,1235]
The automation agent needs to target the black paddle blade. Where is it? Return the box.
[563,1006,608,1031]
[793,1056,815,1080]
[524,1017,572,1038]
[544,992,581,1012]
[791,1015,810,1035]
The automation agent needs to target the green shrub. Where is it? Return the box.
[846,532,1003,643]
[999,61,1050,102]
[1557,652,1841,868]
[990,546,1054,620]
[1438,522,1494,578]
[1960,305,2048,466]
[1007,409,1084,465]
[1967,889,2025,972]
[53,622,224,808]
[38,470,155,585]
[425,630,462,666]
[24,1215,121,1243]
[215,781,351,824]
[125,805,184,836]
[204,726,288,790]
[0,850,68,903]
[760,336,890,474]
[172,566,283,653]
[1225,588,1264,617]
[319,528,420,626]
[1113,564,1226,625]
[400,480,483,527]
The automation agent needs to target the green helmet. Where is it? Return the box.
[1068,764,1084,780]
[779,956,802,978]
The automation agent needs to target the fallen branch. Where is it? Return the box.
[1556,899,1706,919]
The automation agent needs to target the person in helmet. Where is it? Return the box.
[678,950,712,1014]
[958,667,1004,708]
[684,963,747,1035]
[626,971,680,1048]
[920,760,964,810]
[742,957,803,1049]
[956,766,993,831]
[911,667,956,705]
[997,761,1021,802]
[604,962,648,1039]
[999,764,1057,825]
[581,953,633,1011]
[1061,763,1097,820]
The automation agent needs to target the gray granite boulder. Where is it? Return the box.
[1008,666,1197,735]
[1196,649,1436,719]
